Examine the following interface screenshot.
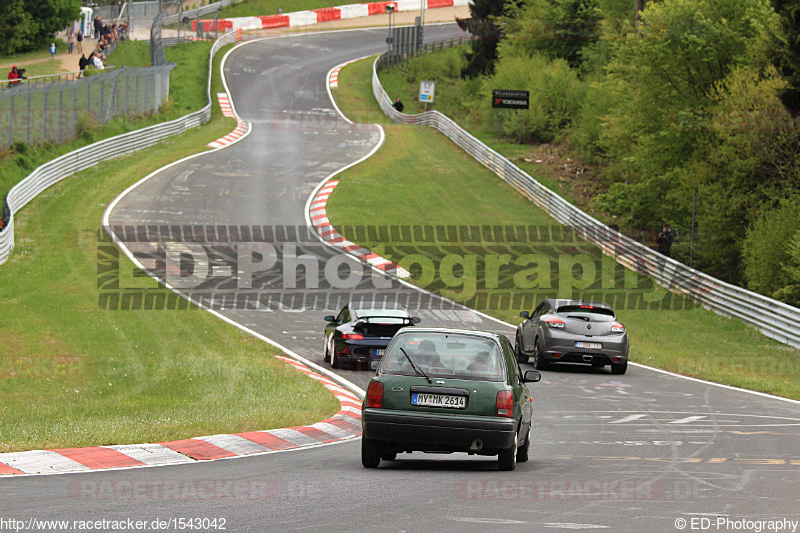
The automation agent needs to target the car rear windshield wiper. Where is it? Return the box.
[566,315,590,321]
[399,347,431,384]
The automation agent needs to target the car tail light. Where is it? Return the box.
[496,390,514,417]
[611,323,625,333]
[553,353,562,358]
[544,318,565,329]
[366,381,383,408]
[580,305,594,309]
[612,357,620,362]
[343,333,363,340]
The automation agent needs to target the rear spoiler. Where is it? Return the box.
[355,316,421,325]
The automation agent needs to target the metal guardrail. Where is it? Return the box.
[0,29,240,265]
[371,52,800,349]
[163,0,245,25]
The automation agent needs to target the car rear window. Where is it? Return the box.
[380,333,504,381]
[556,305,615,322]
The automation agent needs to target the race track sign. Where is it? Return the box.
[419,80,435,103]
[492,90,529,110]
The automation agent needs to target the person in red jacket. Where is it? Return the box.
[7,66,19,87]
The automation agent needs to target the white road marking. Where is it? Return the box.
[609,414,647,424]
[669,416,708,424]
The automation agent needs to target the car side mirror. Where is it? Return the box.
[523,370,541,383]
[324,315,336,323]
[411,317,421,324]
[519,311,530,319]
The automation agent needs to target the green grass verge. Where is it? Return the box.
[0,39,68,65]
[0,40,338,453]
[328,57,800,400]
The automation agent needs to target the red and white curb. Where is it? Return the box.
[0,357,361,476]
[192,0,471,33]
[328,57,364,89]
[309,180,410,278]
[207,92,251,149]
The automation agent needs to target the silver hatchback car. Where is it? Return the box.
[515,299,629,374]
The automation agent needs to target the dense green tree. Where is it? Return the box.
[0,0,80,55]
[769,0,800,112]
[501,0,602,69]
[460,0,518,77]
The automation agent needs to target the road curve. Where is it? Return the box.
[2,27,799,533]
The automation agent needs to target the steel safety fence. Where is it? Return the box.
[0,65,173,148]
[0,29,241,265]
[372,52,800,349]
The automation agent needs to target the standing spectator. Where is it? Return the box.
[68,30,75,53]
[76,29,83,54]
[393,98,405,112]
[50,42,57,59]
[93,16,101,39]
[657,223,675,257]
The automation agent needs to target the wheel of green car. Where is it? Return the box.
[498,432,517,471]
[361,438,380,468]
[611,360,627,375]
[516,428,530,463]
[380,449,397,461]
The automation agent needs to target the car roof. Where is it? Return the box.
[545,299,613,311]
[394,327,503,341]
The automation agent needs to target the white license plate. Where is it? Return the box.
[374,349,385,356]
[411,393,466,409]
[575,341,602,349]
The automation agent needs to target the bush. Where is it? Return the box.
[485,53,585,142]
[743,198,800,302]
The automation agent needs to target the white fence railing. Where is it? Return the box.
[371,54,800,349]
[0,30,240,266]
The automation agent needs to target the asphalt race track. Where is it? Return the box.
[3,26,800,533]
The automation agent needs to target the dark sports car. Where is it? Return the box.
[324,302,420,370]
[515,299,629,374]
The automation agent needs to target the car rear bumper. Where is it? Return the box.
[541,331,628,365]
[362,409,516,453]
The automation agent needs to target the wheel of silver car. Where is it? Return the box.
[515,334,528,364]
[611,360,627,375]
[498,432,517,471]
[533,338,548,370]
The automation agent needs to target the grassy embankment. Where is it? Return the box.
[327,56,800,400]
[0,39,339,452]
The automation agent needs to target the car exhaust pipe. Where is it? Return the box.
[469,439,483,452]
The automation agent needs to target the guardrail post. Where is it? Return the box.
[8,93,14,146]
[27,84,32,143]
[59,87,64,142]
[44,86,49,142]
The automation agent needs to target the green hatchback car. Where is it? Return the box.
[361,328,541,471]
